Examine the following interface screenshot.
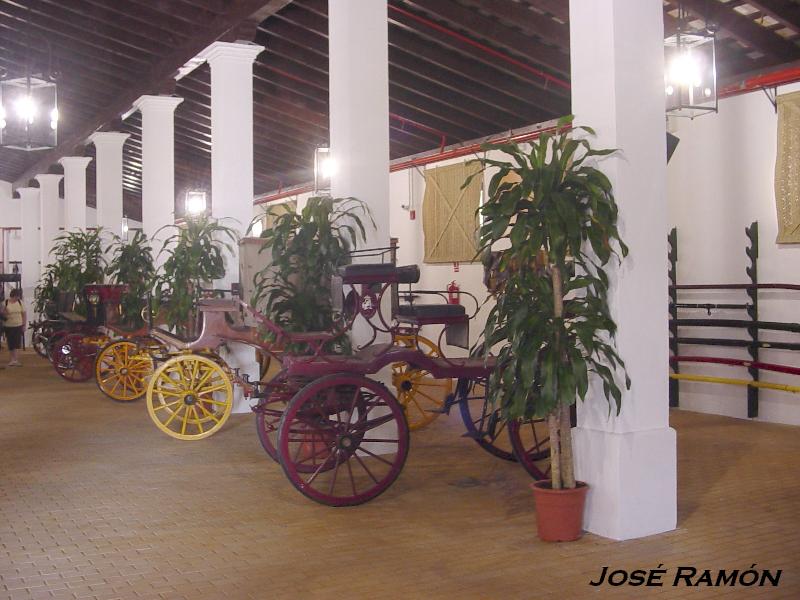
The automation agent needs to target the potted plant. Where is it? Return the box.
[105,230,156,328]
[35,229,106,315]
[251,196,372,353]
[154,216,237,337]
[472,116,630,541]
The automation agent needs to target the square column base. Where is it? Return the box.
[573,425,676,540]
[219,344,260,414]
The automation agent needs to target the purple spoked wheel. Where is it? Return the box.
[456,377,516,461]
[254,371,299,464]
[52,333,96,382]
[277,374,410,506]
[508,418,551,480]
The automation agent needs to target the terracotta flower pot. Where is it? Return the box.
[530,480,589,542]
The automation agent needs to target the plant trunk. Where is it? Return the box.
[560,403,576,489]
[547,410,561,489]
[549,263,566,489]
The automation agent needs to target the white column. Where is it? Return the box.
[88,131,129,239]
[329,0,390,248]
[570,0,677,540]
[131,95,183,254]
[205,41,264,412]
[59,156,92,231]
[34,174,64,265]
[18,186,40,335]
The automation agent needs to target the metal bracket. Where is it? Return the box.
[763,86,778,113]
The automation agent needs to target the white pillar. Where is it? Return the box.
[59,156,92,231]
[34,174,64,265]
[570,0,677,540]
[131,95,183,254]
[18,186,40,334]
[329,0,391,248]
[205,41,264,412]
[88,131,129,239]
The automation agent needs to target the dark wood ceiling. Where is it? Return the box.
[1,0,800,221]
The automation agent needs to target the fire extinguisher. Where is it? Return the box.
[447,280,461,305]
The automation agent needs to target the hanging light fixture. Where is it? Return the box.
[185,189,208,216]
[0,8,59,150]
[313,146,335,196]
[664,3,717,119]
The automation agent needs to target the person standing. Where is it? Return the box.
[1,289,26,367]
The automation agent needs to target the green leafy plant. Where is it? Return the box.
[472,116,630,490]
[106,230,156,328]
[251,196,373,352]
[155,216,237,336]
[35,229,106,315]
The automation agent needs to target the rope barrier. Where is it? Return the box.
[669,373,800,394]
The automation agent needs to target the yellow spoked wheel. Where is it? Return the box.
[95,340,155,402]
[391,334,453,431]
[146,354,233,440]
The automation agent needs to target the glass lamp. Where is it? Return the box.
[185,189,207,216]
[314,147,336,196]
[664,30,717,119]
[0,74,58,150]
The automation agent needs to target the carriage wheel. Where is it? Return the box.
[52,333,97,382]
[95,340,154,402]
[456,376,517,461]
[277,374,410,506]
[146,354,233,440]
[508,419,551,480]
[47,330,69,364]
[32,324,53,358]
[391,334,453,431]
[254,371,297,463]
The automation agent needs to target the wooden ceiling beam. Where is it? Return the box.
[676,0,800,60]
[388,26,567,114]
[261,16,549,124]
[746,1,800,33]
[13,0,177,56]
[391,0,569,77]
[13,0,292,187]
[80,0,198,35]
[521,0,569,22]
[0,18,145,78]
[388,13,569,106]
[455,0,569,49]
[0,3,154,65]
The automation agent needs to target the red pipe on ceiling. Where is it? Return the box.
[719,66,800,99]
[254,122,564,205]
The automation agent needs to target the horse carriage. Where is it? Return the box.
[141,244,551,506]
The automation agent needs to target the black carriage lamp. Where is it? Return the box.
[664,3,718,119]
[0,9,60,150]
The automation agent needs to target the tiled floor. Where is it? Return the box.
[1,349,798,599]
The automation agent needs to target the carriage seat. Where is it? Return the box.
[396,303,467,323]
[338,263,420,285]
[152,327,195,344]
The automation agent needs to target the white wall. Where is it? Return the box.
[668,83,800,426]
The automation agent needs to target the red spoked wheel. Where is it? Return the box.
[52,333,97,382]
[456,376,516,461]
[277,374,410,506]
[508,419,551,480]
